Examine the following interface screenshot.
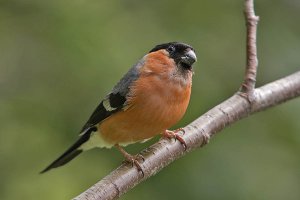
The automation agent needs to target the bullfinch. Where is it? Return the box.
[41,42,197,173]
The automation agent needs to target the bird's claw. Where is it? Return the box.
[115,144,144,176]
[123,154,144,176]
[163,129,187,150]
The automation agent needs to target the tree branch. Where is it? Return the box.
[241,0,260,100]
[74,71,300,200]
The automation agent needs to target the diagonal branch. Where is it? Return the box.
[74,71,300,200]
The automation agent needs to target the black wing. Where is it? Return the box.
[80,57,144,133]
[79,92,126,132]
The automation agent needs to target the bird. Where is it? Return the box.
[41,42,197,173]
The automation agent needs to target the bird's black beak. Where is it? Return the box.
[180,49,197,69]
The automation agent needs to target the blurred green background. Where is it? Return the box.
[1,0,300,199]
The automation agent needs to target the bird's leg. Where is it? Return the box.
[115,144,144,175]
[162,128,187,150]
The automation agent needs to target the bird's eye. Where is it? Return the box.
[167,46,175,53]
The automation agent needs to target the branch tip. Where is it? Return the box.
[241,0,259,100]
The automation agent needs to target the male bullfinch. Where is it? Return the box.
[41,42,197,173]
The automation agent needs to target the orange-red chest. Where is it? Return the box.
[98,51,193,145]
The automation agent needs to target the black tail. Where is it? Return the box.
[40,127,95,173]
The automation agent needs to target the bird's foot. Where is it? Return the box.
[115,144,144,176]
[162,128,187,150]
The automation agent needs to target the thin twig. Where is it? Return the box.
[74,71,300,200]
[240,0,260,100]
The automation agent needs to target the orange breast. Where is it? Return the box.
[98,51,192,145]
